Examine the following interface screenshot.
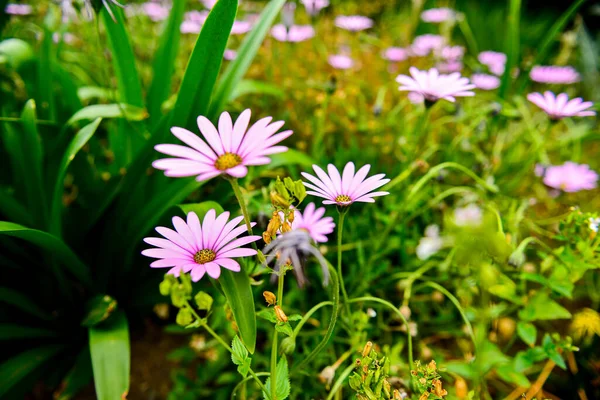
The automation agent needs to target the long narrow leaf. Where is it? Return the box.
[0,345,64,397]
[208,0,285,119]
[0,324,58,340]
[0,190,34,226]
[0,221,92,287]
[147,0,187,127]
[89,310,130,400]
[0,286,53,320]
[498,0,521,99]
[50,118,102,236]
[54,347,93,400]
[219,268,257,354]
[35,28,56,121]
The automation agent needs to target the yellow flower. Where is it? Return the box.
[571,308,600,341]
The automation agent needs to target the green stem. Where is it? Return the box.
[337,209,349,310]
[271,270,286,400]
[325,363,355,400]
[348,296,413,367]
[228,178,264,262]
[231,372,271,400]
[292,301,334,338]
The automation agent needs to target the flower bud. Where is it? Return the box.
[267,212,281,234]
[263,231,272,244]
[362,341,373,357]
[318,366,336,387]
[159,279,172,296]
[263,291,277,306]
[455,377,468,399]
[281,222,292,233]
[194,291,213,311]
[274,305,288,322]
[288,209,295,223]
[176,307,193,326]
[280,336,296,354]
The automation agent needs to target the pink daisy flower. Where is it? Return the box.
[180,20,202,34]
[143,210,261,281]
[328,54,354,70]
[334,15,374,32]
[382,47,408,62]
[530,66,580,84]
[396,67,476,103]
[527,92,595,119]
[200,0,217,9]
[436,61,463,73]
[478,51,506,66]
[302,162,390,206]
[411,34,446,56]
[142,2,169,21]
[223,49,237,60]
[271,24,315,42]
[421,7,456,23]
[5,3,32,15]
[301,0,329,16]
[542,162,598,193]
[231,20,253,35]
[471,73,501,90]
[153,109,292,181]
[185,10,209,23]
[289,203,335,243]
[438,45,464,61]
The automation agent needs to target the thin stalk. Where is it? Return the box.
[271,270,286,400]
[228,178,265,262]
[292,301,334,338]
[337,209,349,310]
[326,363,355,400]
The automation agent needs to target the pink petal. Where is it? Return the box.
[219,248,257,258]
[218,235,261,254]
[170,127,217,160]
[204,262,221,279]
[197,116,225,155]
[231,109,252,154]
[218,112,234,152]
[191,265,206,281]
[226,165,248,178]
[201,209,217,249]
[214,258,241,272]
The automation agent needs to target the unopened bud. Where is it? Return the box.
[263,291,277,306]
[427,360,437,372]
[288,209,295,223]
[400,305,411,319]
[318,366,336,387]
[263,231,272,244]
[281,222,292,233]
[271,191,290,208]
[362,341,373,357]
[267,212,281,234]
[433,379,448,397]
[393,389,402,400]
[274,305,288,322]
[194,291,213,311]
[455,377,468,399]
[280,336,296,354]
[176,307,193,326]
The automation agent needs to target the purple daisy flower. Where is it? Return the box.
[542,162,598,193]
[302,162,390,206]
[231,20,253,35]
[471,74,501,90]
[382,47,408,62]
[143,210,261,281]
[530,66,580,84]
[5,3,32,15]
[153,109,292,181]
[334,15,373,32]
[288,203,335,243]
[527,92,595,119]
[396,67,476,103]
[328,54,354,70]
[141,2,169,21]
[421,7,456,23]
[411,34,446,56]
[301,0,329,16]
[271,24,315,42]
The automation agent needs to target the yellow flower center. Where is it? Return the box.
[194,249,216,264]
[335,195,352,204]
[214,153,243,171]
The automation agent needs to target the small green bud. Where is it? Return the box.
[349,373,362,390]
[194,291,213,311]
[283,177,296,193]
[180,273,193,295]
[294,181,307,202]
[176,306,194,326]
[280,336,296,354]
[171,285,186,308]
[159,279,172,296]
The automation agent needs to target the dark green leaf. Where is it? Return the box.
[516,322,537,346]
[89,310,130,400]
[219,267,257,354]
[275,322,293,337]
[518,292,571,321]
[231,335,251,378]
[0,345,64,396]
[257,308,278,323]
[179,201,224,219]
[0,38,34,70]
[496,364,529,388]
[264,357,290,400]
[54,347,93,400]
[0,287,52,320]
[35,29,56,121]
[81,295,118,327]
[0,324,57,340]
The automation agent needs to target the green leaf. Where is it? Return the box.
[50,118,102,236]
[265,149,316,170]
[65,104,147,127]
[89,310,130,400]
[264,357,290,400]
[231,335,251,378]
[219,268,257,354]
[498,0,520,99]
[171,0,237,126]
[179,201,224,219]
[81,295,118,327]
[496,364,529,388]
[516,322,537,346]
[54,347,93,400]
[0,345,64,396]
[208,0,285,118]
[147,0,187,126]
[0,38,34,70]
[257,308,278,323]
[0,190,34,226]
[35,28,56,121]
[275,322,294,337]
[0,222,92,288]
[518,292,572,322]
[0,287,52,320]
[229,79,285,103]
[0,324,57,340]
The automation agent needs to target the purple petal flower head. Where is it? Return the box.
[5,3,32,15]
[224,49,237,60]
[527,92,595,119]
[185,10,209,23]
[302,162,390,206]
[271,24,315,42]
[421,7,456,23]
[530,65,580,84]
[411,34,445,56]
[436,60,463,73]
[396,67,476,104]
[143,210,261,281]
[180,20,202,34]
[231,20,253,35]
[301,0,329,16]
[382,47,408,62]
[200,0,217,9]
[408,92,425,105]
[288,203,335,243]
[142,2,169,21]
[153,109,293,182]
[478,51,506,66]
[471,73,501,90]
[542,162,598,193]
[328,54,354,70]
[334,15,373,32]
[438,45,464,61]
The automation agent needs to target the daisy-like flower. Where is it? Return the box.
[185,10,209,23]
[383,47,408,62]
[478,51,506,67]
[223,49,237,60]
[542,162,598,193]
[396,67,476,103]
[438,45,464,61]
[530,65,580,84]
[153,109,292,181]
[287,203,335,243]
[411,34,446,56]
[142,2,169,21]
[421,7,456,23]
[334,15,373,32]
[328,54,354,70]
[231,20,252,35]
[471,73,501,90]
[143,210,261,281]
[180,20,202,34]
[302,162,390,206]
[527,92,595,119]
[5,3,33,15]
[436,61,463,73]
[271,24,315,42]
[201,0,217,9]
[301,0,329,16]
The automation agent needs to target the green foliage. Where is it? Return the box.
[231,335,252,378]
[264,357,290,400]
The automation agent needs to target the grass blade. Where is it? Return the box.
[54,347,93,400]
[219,267,257,354]
[208,0,285,119]
[88,310,130,400]
[50,118,102,236]
[0,190,34,226]
[0,324,58,340]
[35,28,56,121]
[498,0,521,99]
[0,286,53,320]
